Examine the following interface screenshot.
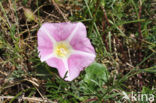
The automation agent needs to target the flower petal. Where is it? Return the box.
[66,54,96,81]
[69,23,95,54]
[46,57,67,78]
[70,38,95,54]
[42,22,80,42]
[37,29,53,61]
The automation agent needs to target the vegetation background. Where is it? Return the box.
[0,0,156,102]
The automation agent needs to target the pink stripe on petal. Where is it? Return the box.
[68,22,95,54]
[37,29,53,60]
[42,22,77,42]
[67,54,95,81]
[70,37,95,54]
[46,57,67,78]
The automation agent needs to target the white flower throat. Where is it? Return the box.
[54,41,72,58]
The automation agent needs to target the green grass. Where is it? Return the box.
[0,0,155,103]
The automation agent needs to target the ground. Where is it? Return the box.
[0,0,156,103]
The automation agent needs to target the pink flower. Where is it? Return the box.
[37,22,96,81]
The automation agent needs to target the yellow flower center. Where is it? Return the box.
[54,41,71,58]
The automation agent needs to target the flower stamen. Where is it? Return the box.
[54,42,71,58]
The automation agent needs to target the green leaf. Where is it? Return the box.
[83,62,109,89]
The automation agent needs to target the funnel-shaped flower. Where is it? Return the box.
[37,22,96,81]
